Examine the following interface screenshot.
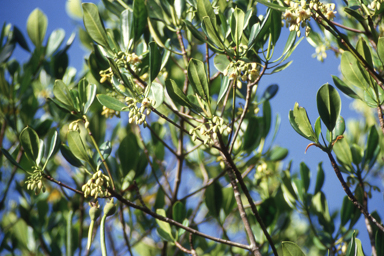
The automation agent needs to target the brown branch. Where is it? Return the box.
[43,174,84,195]
[147,124,178,156]
[377,105,384,136]
[126,64,147,89]
[327,152,384,232]
[175,241,192,254]
[108,189,251,251]
[330,20,365,33]
[189,233,198,256]
[119,203,133,256]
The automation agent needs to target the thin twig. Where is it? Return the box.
[119,203,133,256]
[126,64,147,89]
[43,174,84,195]
[330,20,365,33]
[377,105,384,136]
[147,124,178,156]
[327,152,384,232]
[175,241,193,254]
[108,189,252,251]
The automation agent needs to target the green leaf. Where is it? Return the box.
[248,23,261,49]
[53,80,75,111]
[205,182,223,218]
[133,0,147,42]
[46,130,58,162]
[289,102,317,142]
[263,100,272,137]
[172,202,186,223]
[270,61,293,74]
[196,0,216,25]
[332,75,361,100]
[282,31,297,56]
[356,37,373,69]
[222,187,236,215]
[333,137,353,172]
[340,196,354,226]
[243,117,263,152]
[118,134,139,176]
[97,94,127,111]
[363,125,379,168]
[377,37,384,64]
[121,9,134,51]
[267,146,288,161]
[84,84,97,114]
[316,83,341,132]
[341,51,369,90]
[230,8,245,47]
[281,241,306,256]
[67,131,90,163]
[82,3,109,49]
[187,58,210,103]
[260,84,279,102]
[258,198,277,227]
[213,54,230,72]
[300,162,310,192]
[148,82,164,108]
[165,79,192,108]
[1,148,25,171]
[201,16,224,49]
[270,9,282,45]
[13,26,30,52]
[20,126,40,164]
[46,29,65,57]
[376,230,384,256]
[255,0,288,11]
[60,144,83,167]
[345,232,356,256]
[156,209,174,241]
[332,115,345,139]
[97,141,112,169]
[314,117,321,142]
[27,8,47,49]
[149,42,162,86]
[314,162,324,194]
[217,75,231,104]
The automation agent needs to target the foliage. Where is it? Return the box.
[1,0,384,255]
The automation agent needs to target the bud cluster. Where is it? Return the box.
[114,51,142,69]
[368,0,382,10]
[101,106,121,119]
[313,44,328,62]
[26,167,46,195]
[189,116,232,146]
[223,61,260,89]
[126,97,155,127]
[82,170,111,199]
[282,0,337,37]
[99,67,113,84]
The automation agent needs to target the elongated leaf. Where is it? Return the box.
[20,126,40,164]
[53,80,75,111]
[248,23,261,49]
[156,209,174,241]
[243,117,263,152]
[84,84,97,114]
[46,29,65,57]
[188,58,210,102]
[281,241,305,256]
[345,233,356,256]
[377,37,384,64]
[46,130,58,161]
[341,51,369,90]
[27,8,47,49]
[118,134,139,176]
[364,125,379,167]
[121,9,134,51]
[268,146,288,161]
[133,0,147,41]
[172,201,186,223]
[214,54,230,72]
[289,102,317,142]
[333,137,353,172]
[332,75,361,100]
[1,148,25,171]
[202,17,224,49]
[376,230,384,256]
[270,61,292,74]
[270,9,282,45]
[300,162,310,192]
[82,3,109,48]
[255,0,288,11]
[147,82,164,108]
[314,162,324,194]
[165,79,192,108]
[340,196,354,226]
[230,8,244,47]
[196,0,216,25]
[205,182,223,218]
[97,94,127,111]
[316,83,341,132]
[13,26,30,52]
[217,75,231,104]
[149,41,162,86]
[67,131,89,163]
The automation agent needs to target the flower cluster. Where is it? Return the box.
[126,96,155,127]
[101,106,121,119]
[224,61,260,88]
[114,51,141,69]
[82,170,111,199]
[189,116,232,146]
[99,67,113,84]
[368,0,382,10]
[282,0,337,37]
[313,44,327,62]
[26,167,46,195]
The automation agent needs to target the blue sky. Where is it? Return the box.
[1,0,382,254]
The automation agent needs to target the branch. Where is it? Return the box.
[43,174,84,195]
[147,124,178,156]
[330,20,365,33]
[119,204,133,256]
[126,64,147,89]
[377,105,384,136]
[327,152,384,232]
[108,189,252,251]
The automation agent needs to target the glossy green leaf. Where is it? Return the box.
[46,29,65,57]
[175,0,186,19]
[165,79,192,108]
[248,23,261,49]
[230,8,244,47]
[314,162,324,194]
[270,9,282,45]
[196,0,216,25]
[289,102,317,142]
[217,75,231,104]
[270,61,293,74]
[205,182,223,218]
[67,131,89,163]
[255,0,288,11]
[156,209,174,241]
[97,141,111,169]
[312,191,333,233]
[340,196,354,226]
[53,80,75,111]
[332,115,345,140]
[149,42,162,86]
[46,130,58,162]
[121,9,134,51]
[260,84,278,102]
[118,134,139,176]
[333,137,353,172]
[188,58,210,103]
[97,94,127,111]
[316,83,341,132]
[263,100,272,137]
[243,117,263,152]
[268,146,288,161]
[300,162,310,192]
[314,117,321,142]
[201,16,224,49]
[84,84,97,114]
[345,233,356,256]
[1,148,25,171]
[341,51,369,90]
[20,126,40,164]
[172,201,186,223]
[82,3,109,49]
[356,37,373,69]
[13,26,30,52]
[147,82,164,108]
[377,37,384,64]
[258,198,277,227]
[363,125,379,167]
[133,0,147,41]
[332,75,361,100]
[27,8,47,49]
[376,230,384,256]
[282,31,297,56]
[213,54,230,72]
[281,241,305,256]
[60,144,83,167]
[222,187,236,215]
[281,170,297,207]
[66,0,83,19]
[36,139,44,167]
